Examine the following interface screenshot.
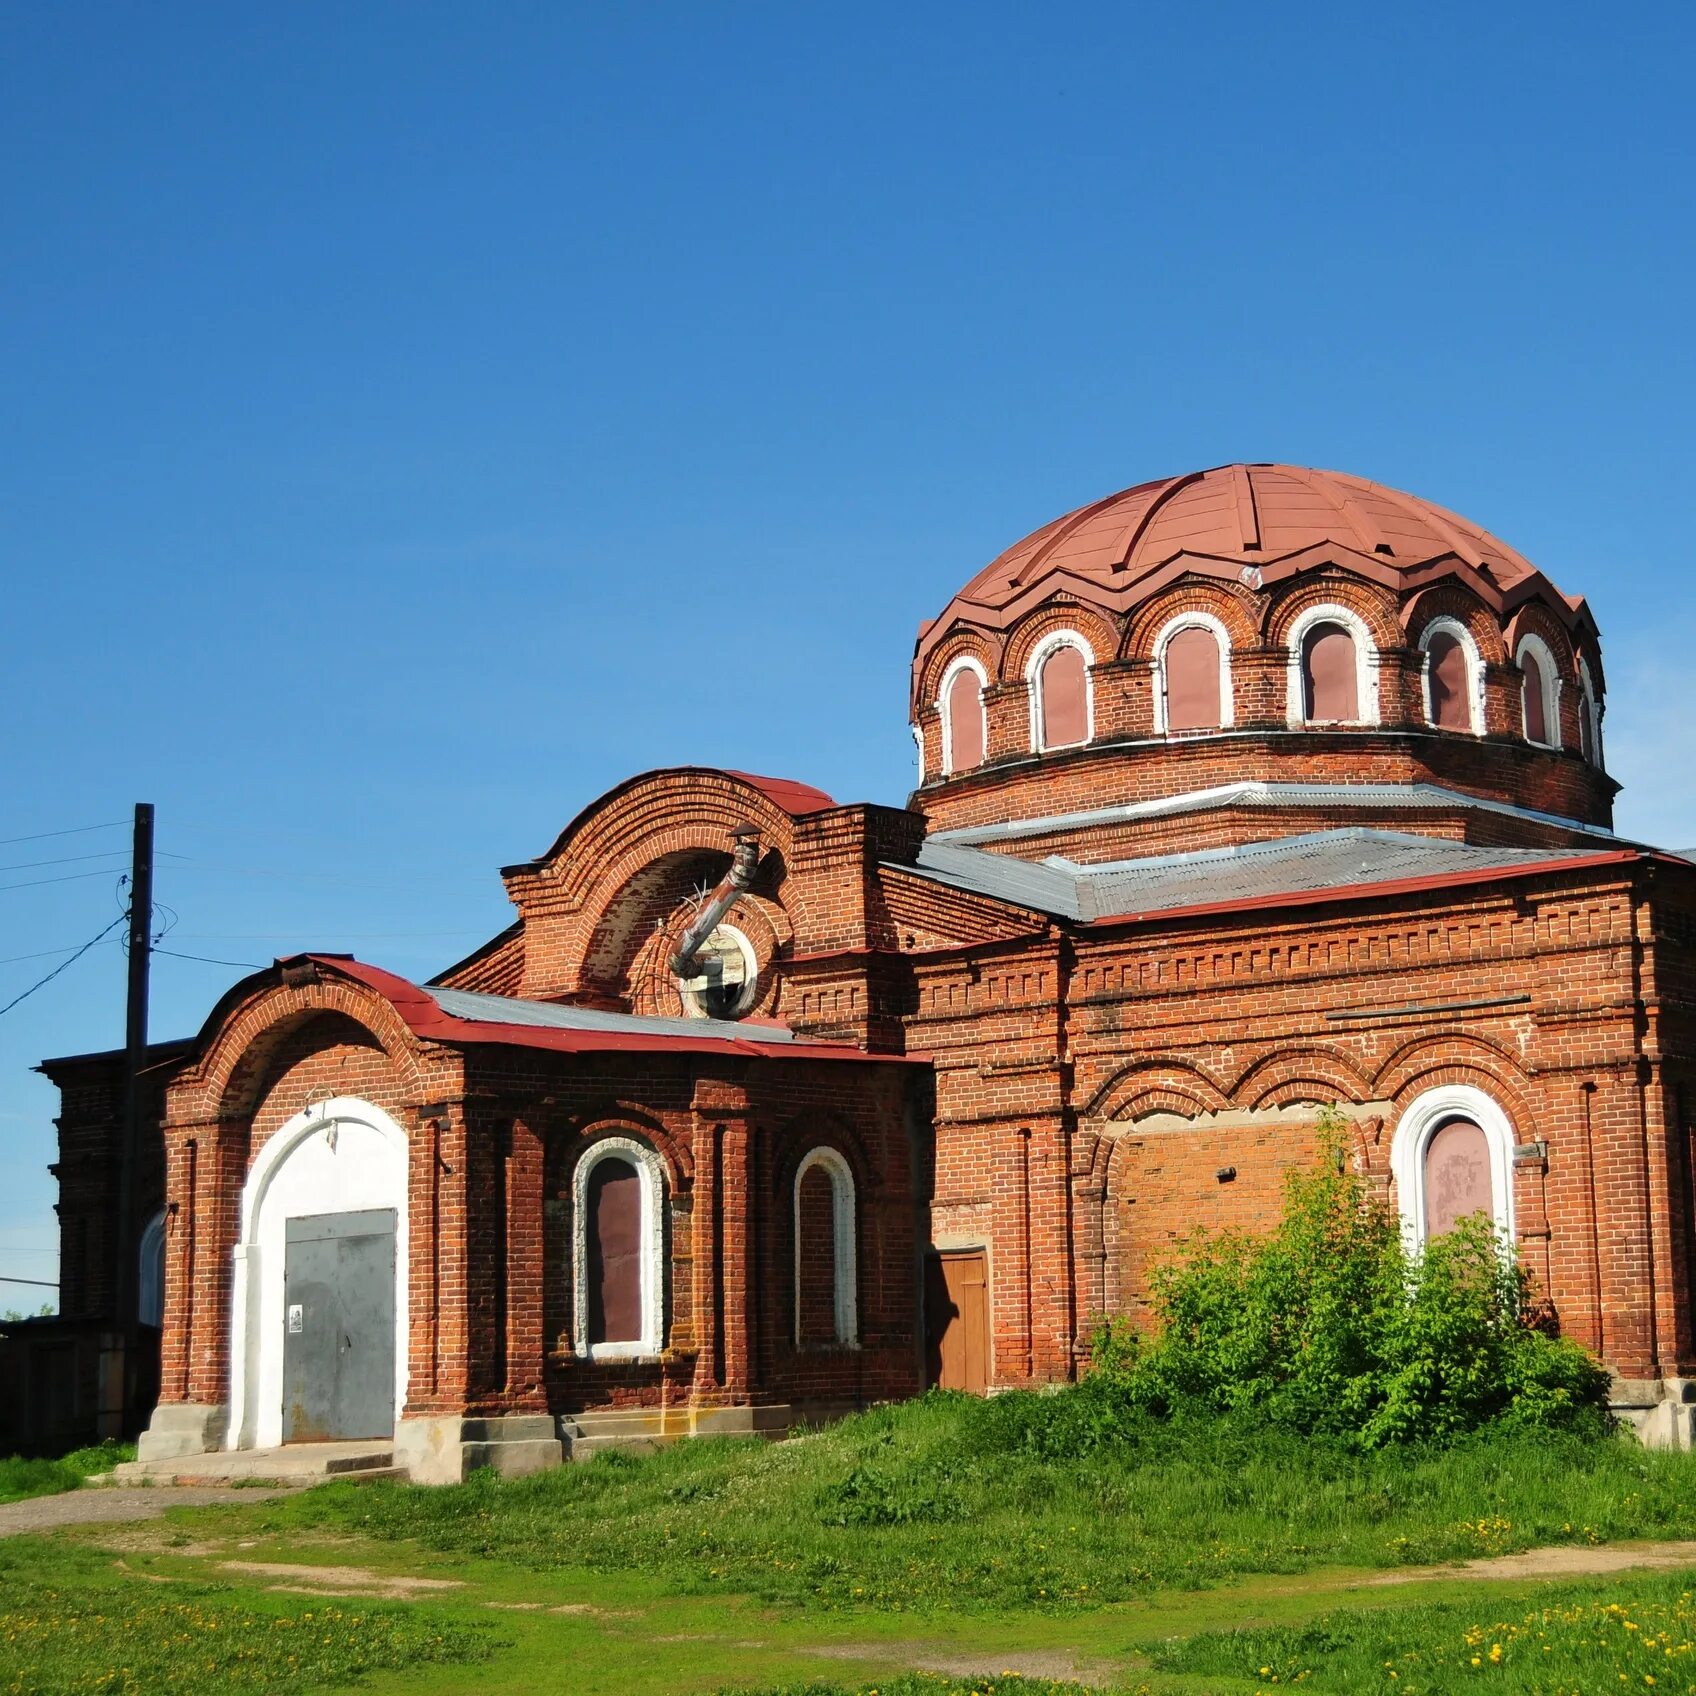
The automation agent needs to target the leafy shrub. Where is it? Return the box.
[1090,1110,1611,1447]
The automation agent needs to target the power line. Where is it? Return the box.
[153,947,266,969]
[0,1276,59,1289]
[0,867,137,895]
[0,940,120,967]
[0,915,127,1018]
[0,848,188,875]
[0,820,128,848]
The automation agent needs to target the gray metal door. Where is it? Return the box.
[282,1208,396,1443]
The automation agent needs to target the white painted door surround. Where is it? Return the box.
[226,1096,410,1450]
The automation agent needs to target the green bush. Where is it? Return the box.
[1090,1110,1612,1447]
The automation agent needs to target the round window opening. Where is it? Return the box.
[678,924,758,1020]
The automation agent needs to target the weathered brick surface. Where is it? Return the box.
[39,544,1694,1431]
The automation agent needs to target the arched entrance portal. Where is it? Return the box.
[227,1097,409,1450]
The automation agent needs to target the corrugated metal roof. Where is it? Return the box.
[427,985,798,1044]
[899,828,1621,924]
[901,840,1084,919]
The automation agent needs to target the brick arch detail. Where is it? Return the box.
[1000,602,1119,685]
[1228,1046,1373,1109]
[534,778,804,916]
[1401,584,1509,664]
[1504,602,1580,684]
[1121,581,1259,659]
[768,1111,874,1198]
[913,626,1004,715]
[1264,573,1402,650]
[1084,1059,1232,1122]
[173,974,430,1128]
[1372,1031,1536,1130]
[545,1108,693,1195]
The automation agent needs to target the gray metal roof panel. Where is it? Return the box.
[895,828,1621,927]
[426,985,798,1044]
[904,840,1082,919]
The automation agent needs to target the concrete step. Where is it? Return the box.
[107,1440,397,1487]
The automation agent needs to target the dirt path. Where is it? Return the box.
[798,1640,1122,1686]
[0,1484,300,1538]
[1363,1538,1696,1586]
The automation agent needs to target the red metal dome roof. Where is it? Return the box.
[915,464,1585,686]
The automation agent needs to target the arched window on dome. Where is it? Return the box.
[1515,634,1562,749]
[1578,657,1603,767]
[1419,619,1482,735]
[573,1135,667,1360]
[1287,605,1378,727]
[1026,631,1093,752]
[793,1147,857,1348]
[939,658,988,775]
[1154,614,1232,734]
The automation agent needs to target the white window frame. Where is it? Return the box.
[1578,656,1604,769]
[937,655,990,776]
[1152,611,1235,734]
[793,1146,858,1347]
[1417,616,1485,735]
[1514,633,1564,749]
[572,1134,667,1361]
[1389,1084,1517,1252]
[1285,603,1380,727]
[1025,629,1096,752]
[678,922,759,1021]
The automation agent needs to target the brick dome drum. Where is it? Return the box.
[910,463,1610,844]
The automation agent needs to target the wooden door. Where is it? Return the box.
[925,1249,989,1394]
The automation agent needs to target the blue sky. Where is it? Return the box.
[2,2,1692,1301]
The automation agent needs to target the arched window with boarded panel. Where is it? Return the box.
[1026,630,1094,752]
[1515,633,1562,748]
[1390,1085,1517,1250]
[793,1146,857,1348]
[1578,657,1603,768]
[1153,613,1232,734]
[938,657,988,775]
[1285,604,1378,727]
[573,1135,667,1359]
[1419,618,1482,734]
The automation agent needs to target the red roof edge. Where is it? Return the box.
[721,771,836,816]
[301,955,916,1065]
[1079,849,1649,933]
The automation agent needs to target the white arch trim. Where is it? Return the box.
[1514,633,1564,749]
[572,1134,667,1360]
[937,655,989,775]
[1417,616,1485,735]
[1284,603,1381,727]
[1152,610,1235,733]
[1389,1084,1517,1250]
[226,1095,410,1451]
[1025,628,1096,751]
[138,1209,166,1329]
[1578,656,1604,769]
[793,1146,858,1347]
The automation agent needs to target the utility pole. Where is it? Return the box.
[113,802,153,1429]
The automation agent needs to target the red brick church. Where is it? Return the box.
[40,464,1696,1475]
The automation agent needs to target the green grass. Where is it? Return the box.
[0,1537,502,1696]
[0,1439,134,1504]
[1153,1569,1696,1691]
[249,1390,1696,1614]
